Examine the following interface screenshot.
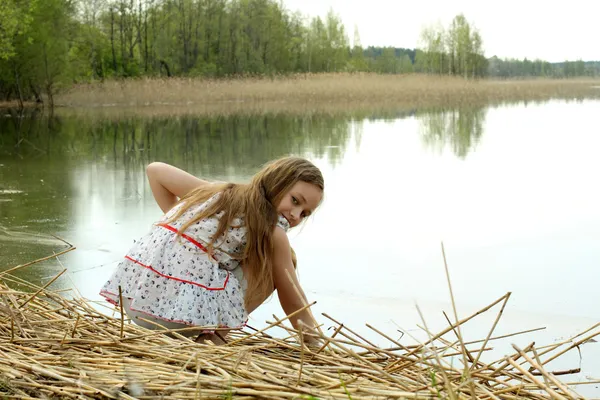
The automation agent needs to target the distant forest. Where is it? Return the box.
[1,0,598,105]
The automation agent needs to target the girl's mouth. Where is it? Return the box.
[283,214,293,226]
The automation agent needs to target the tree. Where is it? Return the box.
[451,14,472,77]
[399,54,413,73]
[419,23,445,74]
[348,25,367,72]
[25,0,74,107]
[72,0,108,79]
[470,30,485,77]
[324,10,348,72]
[418,14,485,78]
[413,49,427,73]
[575,59,585,77]
[0,0,38,107]
[376,47,397,73]
[0,0,74,107]
[4,0,597,104]
[0,0,37,61]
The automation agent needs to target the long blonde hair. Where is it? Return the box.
[165,157,324,310]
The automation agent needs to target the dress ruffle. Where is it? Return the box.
[99,223,248,329]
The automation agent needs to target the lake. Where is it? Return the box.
[1,100,599,394]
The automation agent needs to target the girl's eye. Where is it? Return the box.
[301,211,306,218]
[292,196,298,205]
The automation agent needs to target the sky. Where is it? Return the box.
[282,0,599,62]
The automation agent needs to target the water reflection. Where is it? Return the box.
[0,112,363,170]
[418,107,487,159]
[1,107,492,167]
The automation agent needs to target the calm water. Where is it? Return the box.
[1,101,599,392]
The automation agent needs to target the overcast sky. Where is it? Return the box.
[282,0,599,62]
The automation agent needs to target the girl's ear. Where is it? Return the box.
[291,247,297,270]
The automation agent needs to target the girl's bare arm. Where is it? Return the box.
[272,228,319,343]
[146,162,211,213]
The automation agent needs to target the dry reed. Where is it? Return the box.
[1,241,598,399]
[51,74,600,118]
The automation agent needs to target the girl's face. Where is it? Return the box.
[276,181,323,228]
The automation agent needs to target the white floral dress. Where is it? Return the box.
[100,194,290,330]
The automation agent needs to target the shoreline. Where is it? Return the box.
[3,74,599,117]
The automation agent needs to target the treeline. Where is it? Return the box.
[488,58,600,78]
[0,0,598,107]
[1,0,359,107]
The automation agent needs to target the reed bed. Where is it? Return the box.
[52,74,600,117]
[1,243,598,399]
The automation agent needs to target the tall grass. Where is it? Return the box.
[54,74,600,117]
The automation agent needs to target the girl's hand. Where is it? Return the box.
[146,162,211,213]
[304,336,325,350]
[299,324,324,349]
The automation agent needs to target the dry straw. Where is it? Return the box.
[52,74,600,118]
[0,239,598,399]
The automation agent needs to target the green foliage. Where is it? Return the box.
[1,3,597,105]
[25,0,74,101]
[0,0,38,61]
[338,373,353,400]
[347,26,368,72]
[429,369,443,398]
[0,0,73,106]
[0,0,20,60]
[418,15,486,77]
[399,54,414,73]
[376,47,398,74]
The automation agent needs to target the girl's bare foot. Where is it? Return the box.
[195,332,227,345]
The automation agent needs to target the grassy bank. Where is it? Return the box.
[49,74,600,117]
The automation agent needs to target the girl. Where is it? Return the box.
[100,157,323,345]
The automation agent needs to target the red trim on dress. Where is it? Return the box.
[124,255,229,291]
[157,223,218,261]
[99,220,241,326]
